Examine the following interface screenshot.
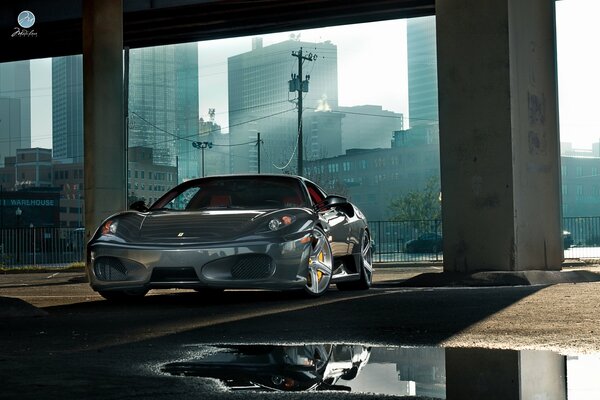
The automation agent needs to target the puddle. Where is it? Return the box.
[160,343,600,399]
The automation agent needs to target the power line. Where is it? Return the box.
[130,108,296,148]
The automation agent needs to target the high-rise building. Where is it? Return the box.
[0,98,21,167]
[128,43,199,182]
[52,55,84,162]
[228,38,338,174]
[0,60,31,165]
[338,105,404,151]
[407,16,438,128]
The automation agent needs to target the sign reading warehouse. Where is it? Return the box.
[0,190,60,228]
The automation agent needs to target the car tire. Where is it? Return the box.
[337,230,373,291]
[303,227,333,297]
[98,288,148,301]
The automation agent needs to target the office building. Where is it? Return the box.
[407,16,438,128]
[338,105,404,151]
[128,43,199,182]
[0,60,31,164]
[228,38,338,174]
[306,129,440,221]
[52,55,84,162]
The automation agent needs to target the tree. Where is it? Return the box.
[389,176,441,222]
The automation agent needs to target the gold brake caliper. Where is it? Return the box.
[308,239,325,283]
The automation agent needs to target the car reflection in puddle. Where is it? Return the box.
[160,343,600,399]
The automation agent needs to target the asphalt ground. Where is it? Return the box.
[1,264,600,399]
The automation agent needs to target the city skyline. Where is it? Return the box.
[17,1,600,151]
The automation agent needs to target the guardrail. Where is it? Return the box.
[1,218,600,268]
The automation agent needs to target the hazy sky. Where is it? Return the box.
[27,1,600,149]
[555,0,600,148]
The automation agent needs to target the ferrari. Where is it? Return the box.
[86,174,372,300]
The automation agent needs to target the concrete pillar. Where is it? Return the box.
[436,0,562,272]
[446,348,566,400]
[82,0,125,240]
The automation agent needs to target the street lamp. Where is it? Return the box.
[15,207,22,228]
[192,141,213,177]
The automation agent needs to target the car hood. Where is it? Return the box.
[107,208,314,244]
[141,210,262,240]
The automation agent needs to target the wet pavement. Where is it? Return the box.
[157,343,600,399]
[2,265,600,399]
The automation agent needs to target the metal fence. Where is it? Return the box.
[370,220,443,263]
[370,217,600,263]
[2,218,600,268]
[0,227,85,268]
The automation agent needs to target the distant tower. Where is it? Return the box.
[52,55,84,162]
[128,43,199,182]
[228,39,338,174]
[407,16,438,128]
[0,61,31,165]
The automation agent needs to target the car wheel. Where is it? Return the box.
[337,230,373,291]
[304,227,333,297]
[98,288,148,301]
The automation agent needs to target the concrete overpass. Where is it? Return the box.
[0,0,563,273]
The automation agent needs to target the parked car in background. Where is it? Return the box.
[405,233,443,253]
[86,174,373,300]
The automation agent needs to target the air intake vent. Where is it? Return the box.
[231,255,274,280]
[94,257,127,281]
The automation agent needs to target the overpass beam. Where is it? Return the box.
[436,0,562,271]
[82,0,125,240]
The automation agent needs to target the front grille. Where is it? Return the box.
[150,267,200,282]
[94,257,127,281]
[231,255,274,280]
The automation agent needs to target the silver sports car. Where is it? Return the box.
[87,174,372,300]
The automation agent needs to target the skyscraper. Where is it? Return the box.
[0,60,31,165]
[228,38,338,174]
[52,55,83,162]
[338,105,404,151]
[128,43,199,182]
[407,16,438,128]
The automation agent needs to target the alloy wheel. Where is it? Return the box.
[305,227,333,296]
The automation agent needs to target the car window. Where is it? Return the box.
[165,187,200,210]
[152,177,308,210]
[304,181,327,205]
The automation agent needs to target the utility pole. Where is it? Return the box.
[192,141,213,177]
[290,47,316,176]
[256,132,263,174]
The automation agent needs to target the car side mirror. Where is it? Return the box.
[129,200,149,212]
[314,195,349,211]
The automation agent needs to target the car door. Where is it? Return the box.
[304,180,350,257]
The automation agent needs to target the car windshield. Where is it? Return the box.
[151,176,309,211]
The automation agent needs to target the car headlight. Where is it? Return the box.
[268,215,295,231]
[101,220,118,235]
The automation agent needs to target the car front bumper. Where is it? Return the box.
[87,233,312,293]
